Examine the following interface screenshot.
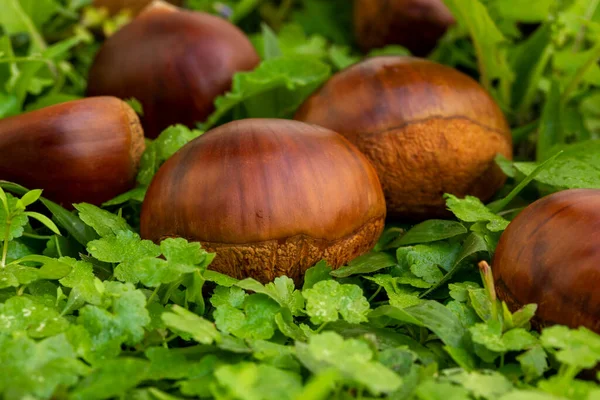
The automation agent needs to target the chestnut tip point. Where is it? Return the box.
[140,118,386,283]
[140,0,178,15]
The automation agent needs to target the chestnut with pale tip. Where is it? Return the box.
[93,0,183,16]
[140,118,387,283]
[0,97,145,207]
[354,0,455,56]
[87,0,260,138]
[493,189,600,334]
[295,56,513,220]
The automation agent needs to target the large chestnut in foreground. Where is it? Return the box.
[493,189,600,334]
[87,1,260,138]
[295,56,513,220]
[140,119,386,282]
[0,97,145,206]
[93,0,182,15]
[354,0,455,56]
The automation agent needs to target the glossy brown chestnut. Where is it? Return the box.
[493,189,600,334]
[0,97,145,207]
[140,118,386,282]
[93,0,182,15]
[87,1,260,138]
[295,56,513,220]
[354,0,455,56]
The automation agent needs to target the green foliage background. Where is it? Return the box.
[1,0,600,399]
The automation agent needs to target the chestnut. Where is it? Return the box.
[354,0,455,56]
[140,119,386,282]
[93,0,182,16]
[294,56,513,220]
[493,189,600,334]
[87,0,260,138]
[0,97,145,207]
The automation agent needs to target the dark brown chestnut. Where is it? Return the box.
[0,97,145,207]
[140,118,386,282]
[493,189,600,334]
[87,1,260,138]
[354,0,455,56]
[295,56,513,220]
[93,0,182,16]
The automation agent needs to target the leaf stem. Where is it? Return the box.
[22,232,54,240]
[315,322,328,333]
[1,220,10,268]
[148,284,161,304]
[368,286,382,303]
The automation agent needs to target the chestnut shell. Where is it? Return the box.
[0,97,145,207]
[87,2,260,138]
[295,56,513,220]
[140,118,386,282]
[354,0,455,56]
[493,189,600,333]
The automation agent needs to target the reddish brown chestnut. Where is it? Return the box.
[140,118,386,282]
[87,1,260,138]
[493,189,600,334]
[93,0,182,15]
[0,97,145,207]
[295,56,513,220]
[354,0,455,56]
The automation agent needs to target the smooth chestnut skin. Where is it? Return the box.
[140,119,386,283]
[295,56,513,220]
[354,0,455,56]
[0,97,145,207]
[93,0,182,15]
[493,189,600,334]
[87,1,260,138]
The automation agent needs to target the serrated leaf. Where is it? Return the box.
[162,305,221,345]
[74,203,132,237]
[303,280,370,325]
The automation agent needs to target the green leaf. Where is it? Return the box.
[537,80,562,161]
[0,333,88,399]
[0,192,28,241]
[330,251,397,278]
[442,0,513,95]
[213,293,280,340]
[71,358,150,400]
[16,255,72,279]
[513,140,600,190]
[393,220,467,246]
[74,203,132,237]
[236,276,304,316]
[397,242,461,284]
[77,282,150,362]
[445,194,510,232]
[204,56,331,128]
[0,296,69,338]
[19,189,42,207]
[59,257,104,306]
[540,325,600,370]
[404,301,467,349]
[162,305,221,345]
[302,260,332,290]
[87,231,161,279]
[303,280,370,325]
[295,331,402,395]
[261,23,282,60]
[214,362,303,400]
[443,370,514,399]
[517,346,548,381]
[137,125,203,186]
